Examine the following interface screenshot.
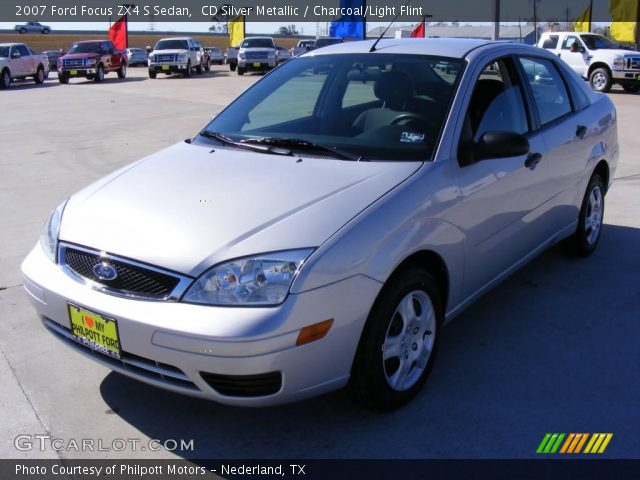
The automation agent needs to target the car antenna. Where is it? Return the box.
[369,0,411,52]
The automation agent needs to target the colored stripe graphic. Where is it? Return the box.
[539,433,613,454]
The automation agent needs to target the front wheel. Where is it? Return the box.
[229,63,237,72]
[204,59,210,72]
[148,69,156,79]
[237,67,245,75]
[622,84,640,94]
[562,174,605,256]
[184,61,192,78]
[34,66,45,84]
[58,75,69,84]
[0,69,11,89]
[589,68,612,93]
[349,266,442,410]
[94,65,104,82]
[117,63,127,79]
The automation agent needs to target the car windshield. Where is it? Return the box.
[0,46,9,57]
[315,38,341,48]
[241,38,274,48]
[300,41,314,48]
[68,43,102,54]
[130,48,144,53]
[200,53,463,161]
[155,40,188,50]
[581,34,618,50]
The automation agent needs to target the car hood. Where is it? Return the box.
[60,142,420,277]
[239,47,274,53]
[62,53,100,59]
[593,48,640,58]
[152,49,188,55]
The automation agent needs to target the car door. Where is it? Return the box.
[12,45,30,76]
[559,35,590,77]
[447,56,555,297]
[516,55,595,233]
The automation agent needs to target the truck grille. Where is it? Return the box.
[154,54,176,63]
[627,57,640,71]
[60,244,190,300]
[64,59,84,67]
[244,52,268,61]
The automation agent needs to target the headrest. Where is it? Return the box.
[374,71,413,108]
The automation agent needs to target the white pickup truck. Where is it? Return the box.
[538,31,640,93]
[237,37,277,75]
[0,43,50,89]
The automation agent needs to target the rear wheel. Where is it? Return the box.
[94,65,104,82]
[34,66,45,84]
[42,28,50,34]
[589,67,612,93]
[622,84,640,94]
[117,63,126,79]
[349,266,442,410]
[0,69,11,89]
[19,28,26,34]
[562,174,605,256]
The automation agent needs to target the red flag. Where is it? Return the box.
[109,16,127,50]
[410,20,426,38]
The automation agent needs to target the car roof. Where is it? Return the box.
[74,40,106,44]
[0,43,23,47]
[158,37,192,41]
[309,38,491,59]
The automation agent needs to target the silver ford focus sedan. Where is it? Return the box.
[22,39,618,409]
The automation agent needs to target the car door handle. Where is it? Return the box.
[524,153,542,169]
[576,125,588,139]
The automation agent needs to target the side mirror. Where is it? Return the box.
[459,131,530,166]
[146,46,152,53]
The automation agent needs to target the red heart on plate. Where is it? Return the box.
[84,316,94,329]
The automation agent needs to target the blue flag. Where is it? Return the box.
[329,0,366,39]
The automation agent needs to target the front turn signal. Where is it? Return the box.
[296,319,333,346]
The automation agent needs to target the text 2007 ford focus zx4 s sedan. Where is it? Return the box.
[22,39,618,409]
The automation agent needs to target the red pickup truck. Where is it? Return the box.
[58,40,127,84]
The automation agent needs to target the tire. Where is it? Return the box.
[230,63,237,72]
[349,266,442,410]
[589,67,612,93]
[562,174,605,257]
[34,66,45,84]
[0,69,11,89]
[19,28,26,34]
[237,67,245,75]
[196,62,203,74]
[117,63,126,79]
[58,75,69,84]
[43,29,50,34]
[622,84,640,94]
[94,65,104,82]
[148,69,156,79]
[184,61,192,78]
[204,59,210,72]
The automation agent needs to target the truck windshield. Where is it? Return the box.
[241,39,274,48]
[68,43,102,54]
[200,53,463,161]
[155,40,189,50]
[315,38,342,48]
[0,46,9,57]
[581,35,619,50]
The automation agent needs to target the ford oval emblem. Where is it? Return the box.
[93,262,118,281]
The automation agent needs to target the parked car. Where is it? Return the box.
[42,50,62,70]
[125,48,148,67]
[275,45,292,63]
[23,39,618,409]
[226,46,239,71]
[290,39,315,57]
[204,47,224,65]
[0,43,49,89]
[314,37,344,49]
[538,31,640,93]
[14,22,50,34]
[237,36,277,75]
[148,37,207,78]
[58,40,127,84]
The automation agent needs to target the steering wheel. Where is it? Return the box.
[391,113,435,129]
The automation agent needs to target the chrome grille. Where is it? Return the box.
[154,54,176,63]
[60,244,191,300]
[64,58,84,67]
[245,51,268,61]
[628,57,640,71]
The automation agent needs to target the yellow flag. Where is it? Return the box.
[574,6,591,32]
[609,0,638,43]
[228,15,245,47]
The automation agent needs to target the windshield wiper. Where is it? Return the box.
[198,130,290,156]
[240,137,363,161]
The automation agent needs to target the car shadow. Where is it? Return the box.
[99,223,640,459]
[67,76,148,85]
[5,79,61,90]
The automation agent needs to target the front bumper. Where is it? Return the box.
[21,245,381,406]
[238,61,276,70]
[59,68,96,77]
[149,63,188,73]
[612,70,640,82]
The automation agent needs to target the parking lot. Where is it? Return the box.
[1,66,639,460]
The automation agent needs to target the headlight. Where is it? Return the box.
[238,52,245,59]
[85,58,97,66]
[39,199,68,262]
[268,51,276,60]
[178,53,188,62]
[613,56,626,70]
[182,249,314,306]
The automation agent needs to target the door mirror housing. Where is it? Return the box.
[459,131,530,166]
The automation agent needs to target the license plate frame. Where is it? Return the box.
[68,303,121,359]
[162,65,170,70]
[70,70,77,75]
[253,62,261,68]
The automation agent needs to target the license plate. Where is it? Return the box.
[68,304,121,359]
[253,62,261,67]
[637,74,640,80]
[70,70,77,75]
[162,65,170,70]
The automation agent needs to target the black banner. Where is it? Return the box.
[2,0,640,23]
